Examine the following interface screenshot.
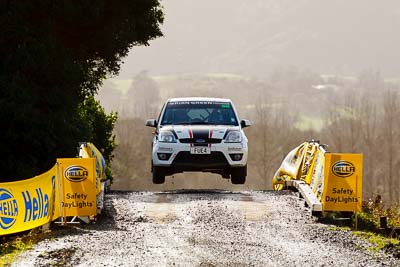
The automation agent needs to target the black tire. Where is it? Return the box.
[231,166,247,184]
[152,167,166,184]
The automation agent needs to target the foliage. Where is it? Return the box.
[0,0,163,180]
[357,211,380,231]
[357,196,400,231]
[384,204,400,229]
[358,197,384,231]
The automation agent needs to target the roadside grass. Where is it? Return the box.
[326,225,399,251]
[327,225,351,231]
[352,231,400,253]
[0,237,33,266]
[0,230,51,266]
[325,197,400,257]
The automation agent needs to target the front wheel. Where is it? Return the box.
[152,166,166,184]
[231,166,247,184]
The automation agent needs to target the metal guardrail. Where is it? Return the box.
[285,180,323,215]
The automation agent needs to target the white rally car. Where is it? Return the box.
[146,97,251,184]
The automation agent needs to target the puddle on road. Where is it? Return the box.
[239,195,254,202]
[141,192,270,223]
[238,195,271,221]
[154,193,172,203]
[239,201,270,221]
[145,203,177,223]
[143,194,177,223]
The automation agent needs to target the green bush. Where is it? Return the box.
[354,196,400,232]
[356,211,379,231]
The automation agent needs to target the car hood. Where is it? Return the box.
[159,125,240,140]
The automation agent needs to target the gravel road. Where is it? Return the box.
[13,190,399,266]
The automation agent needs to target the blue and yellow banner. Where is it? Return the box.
[0,166,58,235]
[1,143,104,236]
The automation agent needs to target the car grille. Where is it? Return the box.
[179,138,222,144]
[172,152,229,169]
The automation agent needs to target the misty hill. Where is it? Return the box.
[119,0,400,78]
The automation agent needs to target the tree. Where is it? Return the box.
[382,89,400,202]
[97,80,123,114]
[0,1,163,180]
[126,71,161,118]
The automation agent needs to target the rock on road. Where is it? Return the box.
[14,190,398,266]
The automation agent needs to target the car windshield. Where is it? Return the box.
[160,101,239,126]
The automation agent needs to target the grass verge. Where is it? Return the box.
[353,231,400,255]
[0,230,51,266]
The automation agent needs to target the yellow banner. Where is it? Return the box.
[272,142,307,190]
[303,144,318,185]
[57,158,97,217]
[322,153,363,212]
[80,143,106,181]
[0,166,58,235]
[309,148,325,201]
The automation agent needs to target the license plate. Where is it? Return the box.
[190,147,211,154]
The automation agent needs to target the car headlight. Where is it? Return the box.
[159,131,177,143]
[225,131,242,143]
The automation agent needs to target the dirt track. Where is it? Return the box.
[13,190,399,266]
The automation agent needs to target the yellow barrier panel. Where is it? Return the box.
[0,144,104,236]
[80,143,106,196]
[80,143,106,181]
[302,144,318,184]
[57,158,97,217]
[309,148,325,201]
[273,142,323,190]
[272,142,307,190]
[0,166,58,235]
[302,145,318,184]
[322,153,363,212]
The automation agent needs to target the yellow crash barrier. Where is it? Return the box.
[0,166,59,235]
[1,143,105,236]
[272,141,323,191]
[273,141,363,213]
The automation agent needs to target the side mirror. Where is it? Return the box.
[240,119,252,128]
[146,119,158,128]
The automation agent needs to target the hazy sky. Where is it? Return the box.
[117,0,400,79]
